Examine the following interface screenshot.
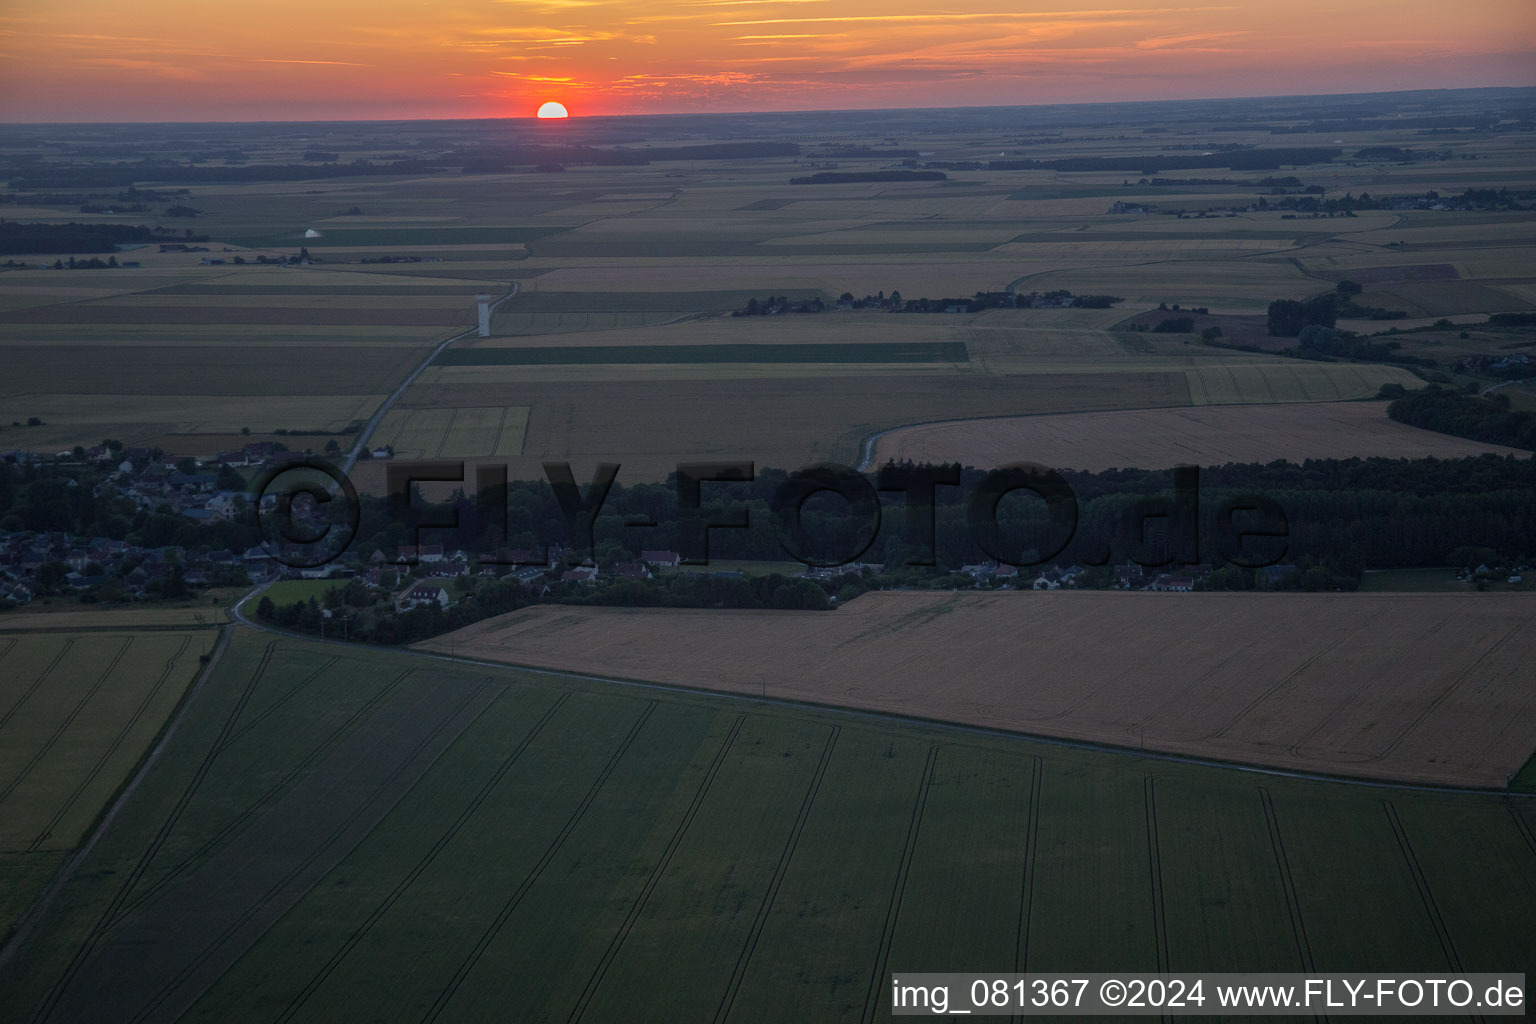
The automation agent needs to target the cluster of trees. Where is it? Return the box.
[1266,292,1340,336]
[257,577,533,645]
[1263,187,1532,214]
[1292,325,1430,366]
[0,221,208,255]
[1197,557,1359,592]
[352,454,1536,592]
[1388,387,1536,451]
[732,294,823,316]
[990,147,1341,174]
[1267,281,1406,337]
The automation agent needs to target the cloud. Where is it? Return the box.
[715,6,1231,26]
[1134,29,1247,49]
[247,58,372,66]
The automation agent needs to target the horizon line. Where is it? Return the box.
[2,83,1532,128]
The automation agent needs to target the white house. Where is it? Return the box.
[395,582,451,612]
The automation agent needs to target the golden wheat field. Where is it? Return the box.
[422,591,1536,787]
[870,400,1529,470]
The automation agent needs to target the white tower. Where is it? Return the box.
[475,293,492,338]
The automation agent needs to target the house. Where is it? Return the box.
[1150,575,1193,592]
[395,582,451,612]
[167,471,217,491]
[561,566,598,584]
[241,546,278,582]
[396,544,445,563]
[641,550,681,567]
[206,491,242,519]
[614,562,651,581]
[506,548,553,568]
[0,582,33,605]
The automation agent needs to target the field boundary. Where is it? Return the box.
[228,589,1536,797]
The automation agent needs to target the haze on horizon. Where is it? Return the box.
[1,0,1533,123]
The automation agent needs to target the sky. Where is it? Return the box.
[1,0,1533,122]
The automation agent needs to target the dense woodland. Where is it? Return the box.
[1388,387,1536,450]
[0,221,208,255]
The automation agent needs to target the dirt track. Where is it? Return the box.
[421,591,1536,788]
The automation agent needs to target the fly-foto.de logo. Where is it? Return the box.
[250,459,1290,572]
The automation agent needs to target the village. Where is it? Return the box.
[0,436,1298,617]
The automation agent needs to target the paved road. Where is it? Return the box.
[341,282,519,475]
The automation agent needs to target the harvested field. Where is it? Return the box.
[0,394,382,454]
[2,345,425,395]
[396,371,1192,482]
[869,400,1528,470]
[1184,360,1417,404]
[1316,263,1460,285]
[1114,308,1281,349]
[439,341,970,366]
[525,260,1062,297]
[0,305,471,327]
[423,591,1536,787]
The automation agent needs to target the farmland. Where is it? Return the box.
[370,405,530,459]
[422,591,1536,789]
[870,399,1528,470]
[0,263,490,456]
[0,629,206,943]
[5,103,1535,474]
[382,370,1193,483]
[0,631,1530,1023]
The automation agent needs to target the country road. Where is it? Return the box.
[341,281,519,474]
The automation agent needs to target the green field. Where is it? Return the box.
[259,579,349,605]
[0,631,204,944]
[439,342,971,366]
[1360,569,1534,593]
[2,631,1531,1022]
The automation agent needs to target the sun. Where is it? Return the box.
[537,101,569,119]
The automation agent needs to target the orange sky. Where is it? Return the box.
[1,0,1532,121]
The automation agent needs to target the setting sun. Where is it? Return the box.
[537,101,569,119]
